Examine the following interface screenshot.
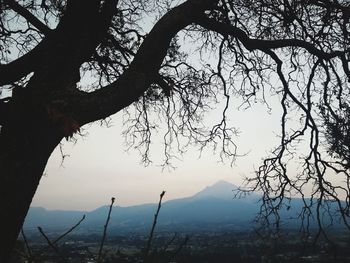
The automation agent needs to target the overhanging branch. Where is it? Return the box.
[0,42,46,86]
[4,0,52,35]
[194,15,346,60]
[74,0,219,125]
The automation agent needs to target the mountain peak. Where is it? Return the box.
[193,180,237,200]
[212,180,237,188]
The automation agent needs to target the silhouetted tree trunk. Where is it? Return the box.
[0,99,63,262]
[0,2,119,259]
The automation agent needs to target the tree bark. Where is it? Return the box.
[0,99,63,262]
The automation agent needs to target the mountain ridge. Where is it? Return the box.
[25,181,341,233]
[25,181,258,232]
[30,180,241,212]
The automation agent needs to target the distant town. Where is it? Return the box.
[15,228,350,263]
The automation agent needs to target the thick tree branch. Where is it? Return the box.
[0,41,47,86]
[73,0,348,127]
[74,0,218,125]
[194,15,346,60]
[4,0,52,35]
[0,0,109,86]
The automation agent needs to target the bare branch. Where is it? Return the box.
[194,14,346,60]
[37,227,68,263]
[74,0,219,125]
[3,0,52,35]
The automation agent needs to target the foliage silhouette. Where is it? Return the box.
[1,0,350,260]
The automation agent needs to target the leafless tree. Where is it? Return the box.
[1,0,350,261]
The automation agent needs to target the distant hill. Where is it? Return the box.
[25,207,85,230]
[25,181,259,233]
[23,181,343,234]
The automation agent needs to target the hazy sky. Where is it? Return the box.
[31,96,283,211]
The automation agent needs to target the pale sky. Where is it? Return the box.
[31,97,282,211]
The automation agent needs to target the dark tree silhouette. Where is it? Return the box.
[1,0,350,260]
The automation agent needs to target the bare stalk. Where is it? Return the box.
[97,197,115,263]
[37,227,68,263]
[144,191,165,262]
[37,215,86,256]
[21,228,32,261]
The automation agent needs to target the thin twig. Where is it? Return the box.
[21,228,33,260]
[53,215,86,244]
[144,191,166,262]
[97,197,115,263]
[37,227,67,263]
[38,215,86,255]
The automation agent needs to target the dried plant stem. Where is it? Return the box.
[21,228,32,260]
[53,215,86,244]
[38,215,86,256]
[37,227,67,263]
[144,191,165,262]
[97,197,115,263]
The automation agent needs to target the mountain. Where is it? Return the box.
[24,181,261,233]
[193,180,238,200]
[25,207,85,230]
[25,181,341,234]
